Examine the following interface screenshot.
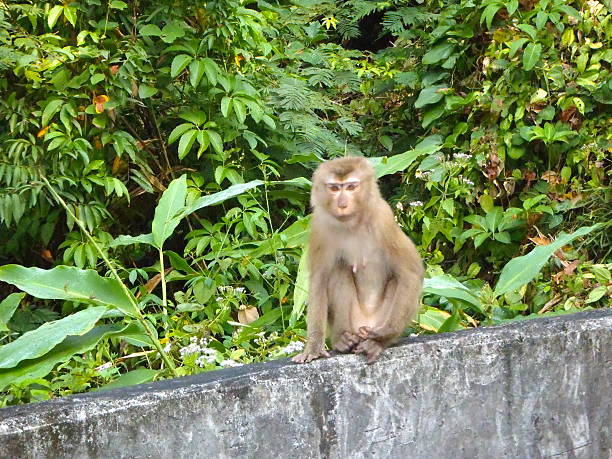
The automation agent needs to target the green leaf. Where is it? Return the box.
[290,247,309,327]
[138,85,158,99]
[221,96,232,118]
[109,233,155,248]
[168,123,193,145]
[372,135,442,178]
[0,293,25,331]
[418,307,451,332]
[422,43,455,65]
[47,5,63,28]
[233,99,247,123]
[585,286,607,304]
[415,85,446,109]
[178,111,206,126]
[98,369,158,391]
[207,129,223,154]
[494,231,511,243]
[438,309,463,333]
[0,324,131,391]
[517,24,538,40]
[0,265,137,316]
[42,99,63,126]
[140,24,162,36]
[494,225,599,297]
[187,180,264,214]
[202,58,218,86]
[109,0,128,10]
[63,6,77,26]
[508,38,528,58]
[189,60,206,88]
[422,104,446,128]
[522,43,541,71]
[423,275,482,309]
[170,54,193,79]
[177,129,198,159]
[0,307,106,368]
[152,174,187,248]
[535,11,548,30]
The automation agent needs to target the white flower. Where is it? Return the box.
[279,341,305,354]
[163,343,172,353]
[235,287,246,294]
[96,362,113,372]
[196,354,216,367]
[395,202,404,211]
[219,359,243,368]
[454,153,471,160]
[409,201,424,207]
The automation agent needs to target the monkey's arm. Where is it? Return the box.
[292,269,331,364]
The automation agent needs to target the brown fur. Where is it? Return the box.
[293,157,424,364]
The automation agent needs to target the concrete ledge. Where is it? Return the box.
[1,309,610,459]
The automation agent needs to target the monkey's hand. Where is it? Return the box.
[292,345,330,364]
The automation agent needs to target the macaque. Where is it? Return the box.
[293,157,423,364]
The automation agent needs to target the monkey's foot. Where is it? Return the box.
[358,326,374,340]
[334,331,362,352]
[292,349,331,364]
[354,339,384,364]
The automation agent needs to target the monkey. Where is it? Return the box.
[292,156,424,364]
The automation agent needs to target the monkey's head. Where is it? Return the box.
[311,157,376,221]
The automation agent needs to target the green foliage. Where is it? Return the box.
[0,0,609,405]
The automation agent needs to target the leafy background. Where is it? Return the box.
[0,0,610,405]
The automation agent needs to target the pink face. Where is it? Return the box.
[325,178,361,220]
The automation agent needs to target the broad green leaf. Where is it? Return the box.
[0,293,24,331]
[518,24,538,40]
[233,99,247,123]
[585,286,607,304]
[0,307,106,368]
[415,85,446,109]
[109,0,127,10]
[138,85,158,99]
[438,309,464,333]
[0,324,131,391]
[372,135,442,178]
[189,59,206,88]
[202,58,218,86]
[170,54,193,78]
[422,43,455,65]
[422,104,446,128]
[423,275,482,309]
[168,123,193,144]
[508,38,528,58]
[494,225,599,297]
[0,265,137,316]
[109,233,155,248]
[47,5,63,28]
[140,24,162,36]
[418,307,451,332]
[42,99,63,126]
[178,110,206,125]
[207,129,223,154]
[177,129,198,159]
[221,96,232,117]
[98,369,159,391]
[290,247,309,327]
[187,180,264,214]
[152,174,187,247]
[63,7,77,26]
[524,42,542,72]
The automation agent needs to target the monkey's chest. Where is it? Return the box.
[341,245,388,312]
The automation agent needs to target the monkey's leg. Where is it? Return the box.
[354,339,384,363]
[292,270,331,363]
[329,269,362,353]
[359,271,422,347]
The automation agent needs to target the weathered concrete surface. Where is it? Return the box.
[0,309,610,459]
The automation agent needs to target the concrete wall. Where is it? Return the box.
[0,309,610,459]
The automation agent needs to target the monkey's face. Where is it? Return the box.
[323,178,363,220]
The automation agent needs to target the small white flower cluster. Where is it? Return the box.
[234,287,246,294]
[179,336,218,367]
[254,331,267,346]
[459,176,475,186]
[279,341,305,355]
[415,170,432,179]
[218,286,233,293]
[163,342,172,353]
[445,160,460,168]
[409,201,424,207]
[219,359,243,368]
[395,202,404,211]
[454,153,471,160]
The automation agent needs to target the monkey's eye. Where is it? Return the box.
[327,184,341,192]
[345,182,359,191]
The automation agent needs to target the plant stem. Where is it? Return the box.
[159,248,167,313]
[40,175,178,376]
